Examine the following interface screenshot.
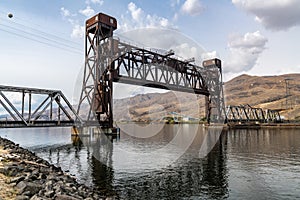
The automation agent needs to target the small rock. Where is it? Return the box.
[10,176,25,184]
[28,174,38,181]
[29,195,40,200]
[9,182,17,187]
[16,181,27,192]
[38,173,47,179]
[66,182,74,187]
[55,194,80,200]
[47,174,56,180]
[45,190,55,198]
[16,181,43,196]
[15,195,29,200]
[22,191,31,196]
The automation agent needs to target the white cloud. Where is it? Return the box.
[146,14,170,28]
[90,0,104,5]
[79,6,95,17]
[71,25,85,39]
[120,2,173,31]
[171,0,181,8]
[128,2,143,22]
[172,43,197,61]
[61,3,97,39]
[60,7,71,17]
[224,31,268,73]
[181,0,204,16]
[232,0,300,30]
[173,13,179,21]
[60,6,85,39]
[201,51,218,60]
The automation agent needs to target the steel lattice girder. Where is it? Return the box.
[111,42,209,95]
[225,104,281,122]
[0,85,82,128]
[77,13,226,127]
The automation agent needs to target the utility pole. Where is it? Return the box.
[284,78,293,121]
[285,78,292,110]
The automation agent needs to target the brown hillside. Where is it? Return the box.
[224,73,300,119]
[114,92,206,122]
[113,73,300,121]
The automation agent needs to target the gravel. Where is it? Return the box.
[0,137,105,200]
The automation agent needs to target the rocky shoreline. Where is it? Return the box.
[0,136,105,200]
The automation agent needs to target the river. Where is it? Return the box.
[0,124,299,199]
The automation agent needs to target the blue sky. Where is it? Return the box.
[1,0,300,100]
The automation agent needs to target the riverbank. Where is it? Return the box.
[0,136,105,200]
[227,122,300,129]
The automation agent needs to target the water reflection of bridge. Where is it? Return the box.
[38,125,229,198]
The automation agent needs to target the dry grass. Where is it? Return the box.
[0,147,18,200]
[113,73,300,121]
[224,74,300,119]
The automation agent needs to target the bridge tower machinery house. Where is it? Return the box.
[77,13,226,128]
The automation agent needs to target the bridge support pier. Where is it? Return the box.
[72,125,120,137]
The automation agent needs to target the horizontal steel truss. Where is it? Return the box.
[0,85,82,128]
[78,34,211,127]
[225,104,281,123]
[78,21,224,127]
[112,41,209,95]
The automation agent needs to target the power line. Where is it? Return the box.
[0,28,82,55]
[0,9,81,47]
[0,10,84,55]
[1,23,82,52]
[6,18,82,47]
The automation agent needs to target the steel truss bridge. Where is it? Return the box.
[0,12,282,129]
[77,13,226,128]
[226,104,281,123]
[0,85,81,128]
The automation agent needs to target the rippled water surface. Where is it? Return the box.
[1,125,300,199]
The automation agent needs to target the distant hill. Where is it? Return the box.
[114,92,206,122]
[113,73,300,121]
[224,73,300,120]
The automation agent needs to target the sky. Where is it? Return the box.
[1,0,300,101]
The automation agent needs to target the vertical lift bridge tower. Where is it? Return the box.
[77,13,226,128]
[77,13,117,128]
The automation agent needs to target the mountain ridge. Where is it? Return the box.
[113,73,300,121]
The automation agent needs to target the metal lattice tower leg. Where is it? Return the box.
[202,59,226,123]
[77,13,117,128]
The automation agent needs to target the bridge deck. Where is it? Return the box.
[0,120,76,128]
